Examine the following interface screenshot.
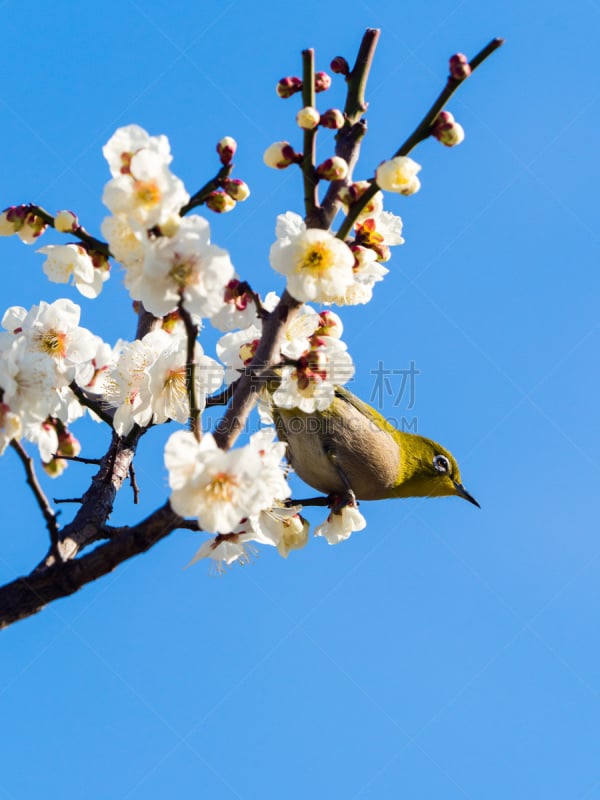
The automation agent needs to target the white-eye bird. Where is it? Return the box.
[273,384,479,506]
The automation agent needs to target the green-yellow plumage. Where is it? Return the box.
[273,384,479,506]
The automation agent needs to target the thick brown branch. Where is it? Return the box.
[44,429,146,565]
[213,290,301,450]
[178,303,201,440]
[0,503,187,630]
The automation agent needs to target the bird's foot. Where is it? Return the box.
[327,488,358,514]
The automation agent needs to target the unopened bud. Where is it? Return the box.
[57,429,81,458]
[54,209,78,232]
[330,56,350,75]
[314,71,332,92]
[449,53,471,80]
[0,209,16,236]
[162,309,182,333]
[43,458,66,478]
[158,215,181,237]
[316,156,348,181]
[205,191,236,213]
[320,108,345,129]
[19,211,47,244]
[217,136,237,165]
[224,279,252,311]
[296,106,320,130]
[263,141,300,169]
[223,178,250,202]
[276,76,303,98]
[432,111,465,147]
[315,310,343,338]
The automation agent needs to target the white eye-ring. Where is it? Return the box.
[433,454,450,473]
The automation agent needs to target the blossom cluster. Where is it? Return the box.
[0,70,469,575]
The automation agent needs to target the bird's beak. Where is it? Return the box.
[453,480,481,508]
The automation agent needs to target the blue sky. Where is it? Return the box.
[1,0,599,798]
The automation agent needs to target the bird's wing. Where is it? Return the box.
[333,385,399,437]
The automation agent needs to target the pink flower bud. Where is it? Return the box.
[315,310,343,338]
[296,106,320,130]
[205,191,236,213]
[432,111,465,147]
[223,178,250,202]
[314,71,332,92]
[449,53,471,80]
[330,56,350,75]
[19,210,47,243]
[216,136,237,165]
[320,108,345,129]
[263,141,300,169]
[224,279,252,311]
[316,156,348,181]
[276,76,303,98]
[54,209,78,232]
[57,429,81,458]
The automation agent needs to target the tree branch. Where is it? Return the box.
[321,28,379,224]
[336,36,504,241]
[0,503,190,630]
[10,440,61,561]
[179,164,233,216]
[26,205,111,257]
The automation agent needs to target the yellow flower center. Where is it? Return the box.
[39,330,67,358]
[134,180,161,207]
[205,472,238,504]
[169,257,196,288]
[297,242,333,276]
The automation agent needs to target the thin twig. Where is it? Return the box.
[237,281,269,321]
[321,28,379,224]
[26,205,111,257]
[179,164,233,216]
[69,382,114,426]
[336,37,505,241]
[53,454,102,465]
[129,463,140,504]
[10,440,61,561]
[301,48,319,226]
[287,496,331,507]
[53,497,84,504]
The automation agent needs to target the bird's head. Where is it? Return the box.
[393,433,480,507]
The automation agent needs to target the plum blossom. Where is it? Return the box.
[147,335,223,424]
[37,244,109,299]
[165,428,291,535]
[270,217,355,303]
[102,124,189,230]
[131,215,234,318]
[314,504,367,545]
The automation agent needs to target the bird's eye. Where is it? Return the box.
[433,454,450,473]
